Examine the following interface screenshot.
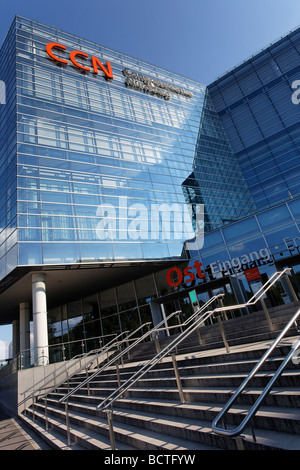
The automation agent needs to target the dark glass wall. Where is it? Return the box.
[208,27,300,211]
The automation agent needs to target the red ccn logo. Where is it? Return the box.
[46,42,113,79]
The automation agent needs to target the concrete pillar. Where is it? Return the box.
[19,302,31,368]
[32,273,49,366]
[12,320,19,358]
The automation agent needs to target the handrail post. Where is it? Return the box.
[106,410,116,450]
[116,362,121,388]
[86,366,90,395]
[216,314,230,353]
[219,296,228,321]
[176,312,183,333]
[196,327,203,345]
[32,396,35,422]
[65,400,71,446]
[118,343,124,367]
[154,332,160,354]
[260,297,274,332]
[284,273,299,302]
[126,338,131,360]
[45,397,49,431]
[171,354,185,404]
[235,437,245,450]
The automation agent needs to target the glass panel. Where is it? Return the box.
[83,294,100,322]
[42,243,80,264]
[288,199,300,221]
[134,275,157,305]
[116,282,137,312]
[120,309,141,334]
[257,205,293,231]
[201,229,225,253]
[227,235,268,258]
[138,305,153,327]
[18,243,42,265]
[154,268,175,296]
[222,217,260,244]
[264,223,300,255]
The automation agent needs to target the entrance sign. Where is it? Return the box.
[244,267,261,282]
[166,260,205,287]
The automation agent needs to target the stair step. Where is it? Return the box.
[26,403,217,450]
[23,407,134,451]
[20,334,300,451]
[30,397,300,451]
[51,383,300,409]
[20,413,84,450]
[44,393,300,436]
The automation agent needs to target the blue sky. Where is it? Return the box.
[1,0,300,84]
[1,0,300,353]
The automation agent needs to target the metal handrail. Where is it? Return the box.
[211,307,300,439]
[57,309,184,404]
[17,332,118,370]
[20,330,128,408]
[47,321,151,402]
[97,268,291,411]
[57,292,226,405]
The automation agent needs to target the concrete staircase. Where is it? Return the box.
[20,333,300,451]
[126,301,300,362]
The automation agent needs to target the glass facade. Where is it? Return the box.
[191,91,255,231]
[44,196,300,358]
[208,28,300,211]
[15,16,207,269]
[189,197,300,285]
[46,274,158,362]
[0,16,256,283]
[0,19,18,280]
[1,16,300,366]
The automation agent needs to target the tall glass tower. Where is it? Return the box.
[0,16,257,363]
[0,15,255,282]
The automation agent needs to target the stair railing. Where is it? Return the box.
[20,330,128,411]
[97,268,291,413]
[211,306,300,446]
[56,291,225,407]
[33,268,291,448]
[36,310,187,435]
[35,294,224,442]
[57,310,188,404]
[92,269,294,449]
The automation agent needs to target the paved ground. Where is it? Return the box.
[0,405,50,450]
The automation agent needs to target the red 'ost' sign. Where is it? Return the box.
[45,42,113,79]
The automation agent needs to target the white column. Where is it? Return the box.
[19,302,31,368]
[32,273,49,366]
